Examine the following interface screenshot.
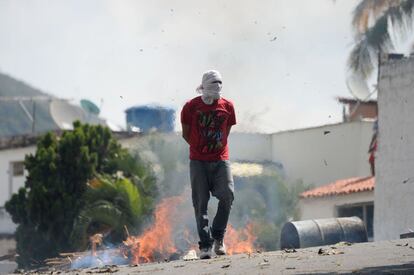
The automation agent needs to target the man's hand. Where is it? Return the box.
[182,123,190,144]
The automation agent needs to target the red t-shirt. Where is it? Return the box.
[181,96,236,161]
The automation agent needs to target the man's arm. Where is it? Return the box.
[226,125,233,138]
[182,123,191,144]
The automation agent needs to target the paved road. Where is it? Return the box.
[14,238,414,274]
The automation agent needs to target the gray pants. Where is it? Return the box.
[190,160,234,249]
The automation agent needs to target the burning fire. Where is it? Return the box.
[123,196,184,264]
[123,195,257,264]
[71,195,258,269]
[225,223,257,255]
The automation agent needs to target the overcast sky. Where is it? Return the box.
[0,0,360,132]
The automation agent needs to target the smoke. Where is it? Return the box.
[127,132,189,198]
[236,107,271,133]
[71,246,128,269]
[67,131,306,269]
[102,0,355,133]
[126,132,305,252]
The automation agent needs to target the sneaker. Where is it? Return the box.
[213,239,226,255]
[199,247,212,259]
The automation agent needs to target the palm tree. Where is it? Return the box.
[349,0,414,80]
[70,175,145,250]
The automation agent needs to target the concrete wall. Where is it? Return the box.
[114,124,373,187]
[229,133,272,162]
[0,146,35,234]
[0,238,16,274]
[300,192,374,220]
[0,146,35,207]
[121,124,372,187]
[271,121,373,186]
[346,102,378,122]
[375,57,414,240]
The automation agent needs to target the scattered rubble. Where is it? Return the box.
[182,250,198,261]
[283,248,297,253]
[318,247,344,256]
[335,241,352,246]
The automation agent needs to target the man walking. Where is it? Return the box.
[181,70,236,259]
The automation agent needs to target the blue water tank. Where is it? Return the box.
[125,105,175,133]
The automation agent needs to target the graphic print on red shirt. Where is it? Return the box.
[198,109,226,153]
[181,96,236,161]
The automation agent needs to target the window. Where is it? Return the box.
[11,161,25,177]
[337,202,374,240]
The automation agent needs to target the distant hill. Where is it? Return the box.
[0,73,51,97]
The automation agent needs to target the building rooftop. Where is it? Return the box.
[300,176,374,198]
[0,72,117,137]
[0,131,141,151]
[337,97,377,105]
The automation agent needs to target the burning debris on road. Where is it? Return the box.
[44,194,258,271]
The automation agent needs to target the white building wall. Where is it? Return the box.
[375,57,414,241]
[229,133,272,162]
[300,192,374,220]
[0,146,35,206]
[271,121,373,186]
[0,146,35,234]
[122,123,372,185]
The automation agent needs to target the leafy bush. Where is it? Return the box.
[5,122,157,268]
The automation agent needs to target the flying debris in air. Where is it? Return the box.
[270,36,277,42]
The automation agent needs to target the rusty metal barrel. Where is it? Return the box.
[280,217,367,249]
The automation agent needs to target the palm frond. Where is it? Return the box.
[393,0,414,31]
[70,176,144,249]
[115,177,143,217]
[349,15,392,77]
[349,0,414,77]
[352,0,401,34]
[70,200,126,249]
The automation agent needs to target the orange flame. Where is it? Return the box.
[123,195,257,264]
[124,196,184,264]
[225,223,257,255]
